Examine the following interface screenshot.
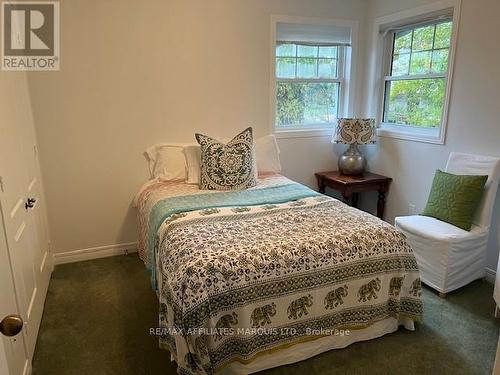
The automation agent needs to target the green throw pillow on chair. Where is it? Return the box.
[422,169,488,231]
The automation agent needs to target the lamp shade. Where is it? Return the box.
[333,118,376,145]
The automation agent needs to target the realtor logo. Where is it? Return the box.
[2,1,59,70]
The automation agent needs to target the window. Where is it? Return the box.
[275,43,344,129]
[373,2,460,144]
[383,20,452,128]
[271,18,355,136]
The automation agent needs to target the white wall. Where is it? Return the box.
[26,0,500,272]
[27,0,368,254]
[362,0,500,270]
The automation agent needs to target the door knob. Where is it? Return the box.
[0,314,23,337]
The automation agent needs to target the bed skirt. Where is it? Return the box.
[167,317,415,374]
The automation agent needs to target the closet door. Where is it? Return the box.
[0,212,29,375]
[14,71,52,354]
[0,71,52,360]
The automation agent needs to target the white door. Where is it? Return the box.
[493,335,500,375]
[10,70,52,357]
[0,212,29,375]
[0,71,52,362]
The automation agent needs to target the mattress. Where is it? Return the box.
[135,175,423,374]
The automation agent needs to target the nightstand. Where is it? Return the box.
[315,171,392,219]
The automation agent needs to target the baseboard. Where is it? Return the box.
[53,242,138,265]
[485,267,496,284]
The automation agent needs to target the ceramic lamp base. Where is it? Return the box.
[338,144,366,175]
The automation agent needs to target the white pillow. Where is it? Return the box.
[183,144,201,184]
[255,135,282,174]
[144,144,187,180]
[183,135,281,184]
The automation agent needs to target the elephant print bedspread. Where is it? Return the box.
[136,177,423,374]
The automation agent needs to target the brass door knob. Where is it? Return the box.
[0,314,23,337]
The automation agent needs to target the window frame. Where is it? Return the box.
[270,16,358,139]
[382,20,451,126]
[372,0,461,144]
[275,44,346,131]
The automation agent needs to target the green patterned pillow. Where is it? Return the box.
[195,127,257,190]
[422,169,488,231]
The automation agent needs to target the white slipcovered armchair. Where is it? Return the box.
[395,152,500,297]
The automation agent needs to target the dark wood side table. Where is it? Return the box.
[315,171,392,219]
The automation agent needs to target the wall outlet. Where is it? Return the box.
[408,203,417,215]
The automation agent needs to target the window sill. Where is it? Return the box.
[376,123,444,144]
[274,128,333,139]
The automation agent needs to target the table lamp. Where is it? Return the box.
[332,118,376,175]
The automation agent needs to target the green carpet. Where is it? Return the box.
[32,255,499,375]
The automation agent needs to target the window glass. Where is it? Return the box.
[275,43,343,129]
[385,20,452,128]
[276,82,339,127]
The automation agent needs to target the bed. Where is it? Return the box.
[135,174,423,375]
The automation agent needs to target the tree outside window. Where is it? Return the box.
[275,43,343,129]
[383,21,452,128]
